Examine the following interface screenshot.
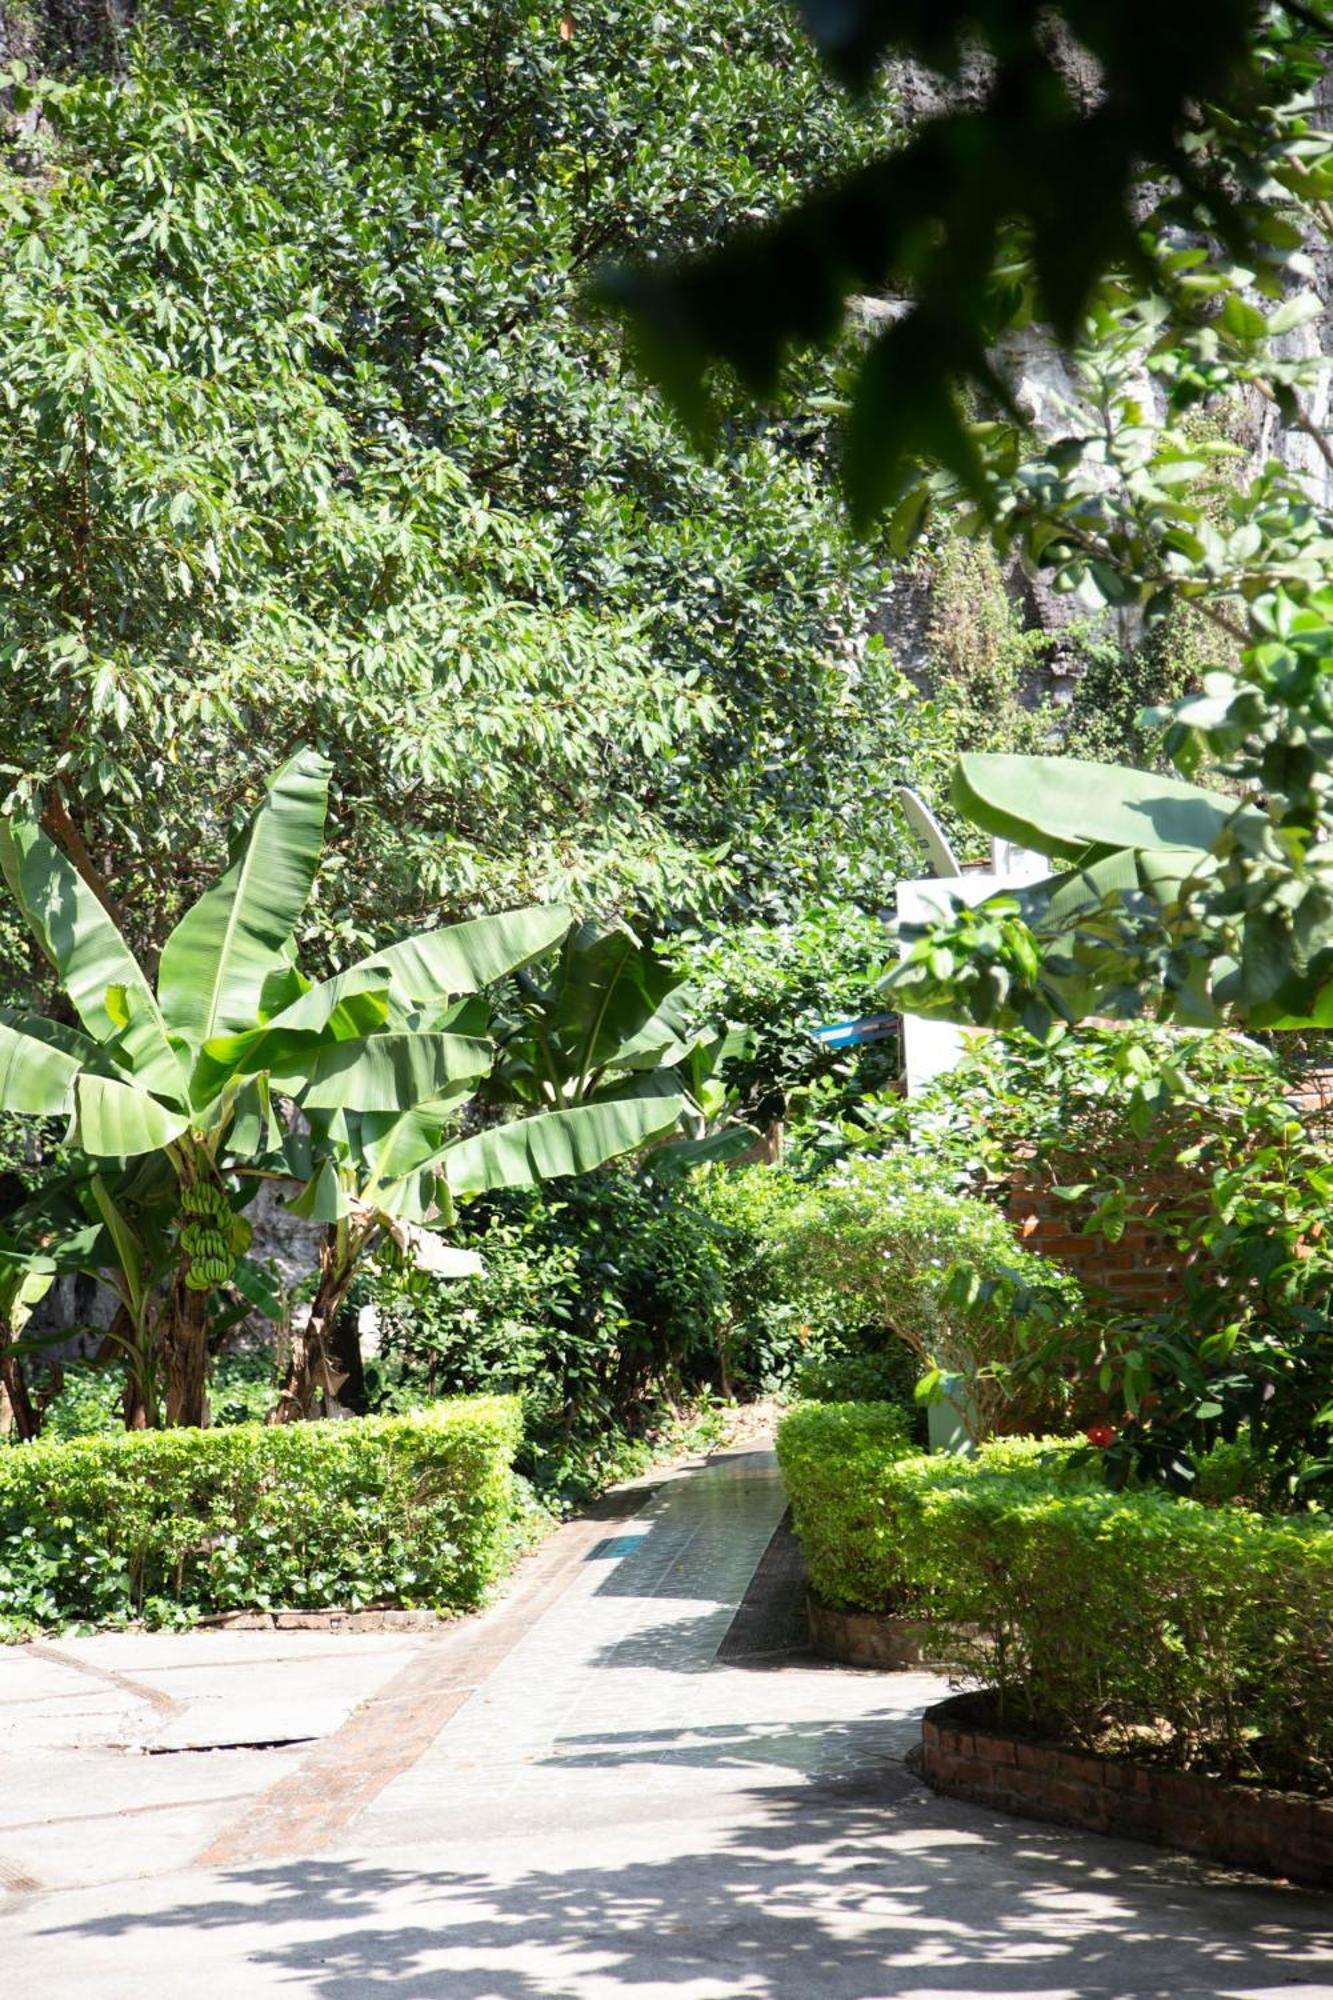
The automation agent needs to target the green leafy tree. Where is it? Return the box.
[0,1,929,966]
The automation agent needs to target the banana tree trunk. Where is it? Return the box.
[96,1303,158,1430]
[0,1338,39,1441]
[268,1223,357,1424]
[161,1275,210,1428]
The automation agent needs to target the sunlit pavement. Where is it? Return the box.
[2,1445,1330,1997]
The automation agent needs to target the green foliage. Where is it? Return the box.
[777,1156,1084,1440]
[0,0,922,948]
[364,1168,732,1503]
[912,534,1065,773]
[479,921,745,1179]
[691,1161,918,1403]
[0,1394,522,1632]
[606,0,1332,525]
[1060,600,1215,771]
[668,904,897,1127]
[849,1018,1283,1191]
[778,1405,1333,1787]
[891,592,1333,1039]
[0,751,689,1426]
[793,1348,921,1410]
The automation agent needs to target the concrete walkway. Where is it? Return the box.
[2,1444,1331,1996]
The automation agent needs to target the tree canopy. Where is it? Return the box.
[0,0,950,973]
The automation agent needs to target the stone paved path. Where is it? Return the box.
[2,1443,1332,1997]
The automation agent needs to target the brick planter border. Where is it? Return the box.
[921,1690,1333,1888]
[806,1595,954,1669]
[196,1607,452,1632]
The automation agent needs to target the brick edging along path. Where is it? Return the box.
[921,1690,1333,1889]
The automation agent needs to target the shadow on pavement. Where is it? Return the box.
[34,1772,1333,1998]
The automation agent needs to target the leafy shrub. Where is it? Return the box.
[794,1348,922,1411]
[918,1472,1333,1787]
[777,1403,1080,1611]
[362,1170,731,1502]
[779,1157,1085,1440]
[777,1403,1333,1788]
[840,1025,1333,1494]
[0,1396,521,1633]
[775,1402,920,1613]
[363,1159,931,1494]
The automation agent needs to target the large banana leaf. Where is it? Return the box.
[299,1032,491,1112]
[228,1075,286,1159]
[199,908,571,1091]
[441,1095,686,1195]
[156,748,331,1048]
[0,1015,95,1115]
[287,1156,352,1221]
[354,1104,455,1186]
[73,1073,190,1157]
[493,922,680,1104]
[953,753,1256,863]
[239,963,393,1040]
[0,821,184,1101]
[606,984,705,1072]
[356,905,573,1006]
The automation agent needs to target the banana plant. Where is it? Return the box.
[266,1082,690,1420]
[0,749,336,1421]
[0,748,572,1423]
[483,919,755,1165]
[0,751,733,1428]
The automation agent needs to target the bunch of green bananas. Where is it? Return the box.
[180,1181,230,1222]
[179,1181,239,1292]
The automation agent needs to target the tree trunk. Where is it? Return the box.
[328,1298,369,1414]
[268,1227,353,1424]
[161,1276,210,1428]
[0,1340,40,1441]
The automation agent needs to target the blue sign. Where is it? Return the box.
[811,1013,898,1049]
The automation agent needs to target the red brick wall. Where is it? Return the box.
[922,1693,1333,1888]
[1006,1166,1199,1308]
[1005,1063,1333,1309]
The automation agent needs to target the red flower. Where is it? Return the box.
[1084,1422,1116,1449]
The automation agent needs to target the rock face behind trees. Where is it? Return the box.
[2,0,133,72]
[864,39,1333,752]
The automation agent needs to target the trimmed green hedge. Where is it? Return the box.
[0,1396,523,1633]
[776,1400,1083,1612]
[777,1402,1333,1786]
[775,1401,919,1612]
